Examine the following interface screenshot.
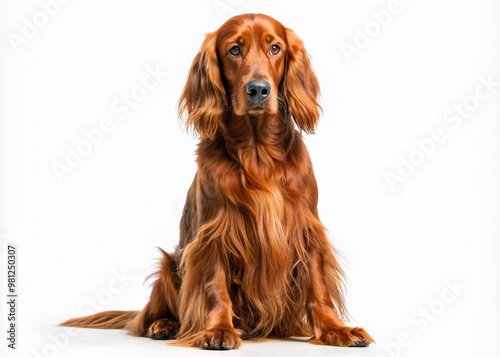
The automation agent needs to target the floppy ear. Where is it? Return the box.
[281,29,321,133]
[178,32,227,140]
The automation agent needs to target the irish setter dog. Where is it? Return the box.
[61,13,373,350]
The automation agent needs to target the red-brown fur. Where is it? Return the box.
[61,13,373,350]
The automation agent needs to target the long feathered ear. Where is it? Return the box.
[281,29,321,133]
[178,32,226,140]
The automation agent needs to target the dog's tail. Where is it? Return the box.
[60,311,138,330]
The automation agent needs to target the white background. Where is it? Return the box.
[1,0,499,356]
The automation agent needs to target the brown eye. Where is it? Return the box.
[270,44,281,55]
[229,46,241,56]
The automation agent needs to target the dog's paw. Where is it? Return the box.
[311,326,374,347]
[147,318,179,340]
[201,328,241,350]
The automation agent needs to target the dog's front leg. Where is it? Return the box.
[307,248,374,347]
[175,244,241,350]
[200,263,241,350]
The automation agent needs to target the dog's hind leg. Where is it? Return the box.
[126,249,180,340]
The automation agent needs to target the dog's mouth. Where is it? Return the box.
[246,103,268,116]
[230,92,273,116]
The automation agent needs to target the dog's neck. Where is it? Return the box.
[225,112,292,152]
[209,112,295,182]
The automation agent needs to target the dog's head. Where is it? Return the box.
[178,13,321,139]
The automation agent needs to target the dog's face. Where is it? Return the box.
[216,15,287,116]
[179,13,321,139]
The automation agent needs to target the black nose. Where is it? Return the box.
[246,80,271,103]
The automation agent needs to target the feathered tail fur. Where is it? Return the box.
[60,310,138,330]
